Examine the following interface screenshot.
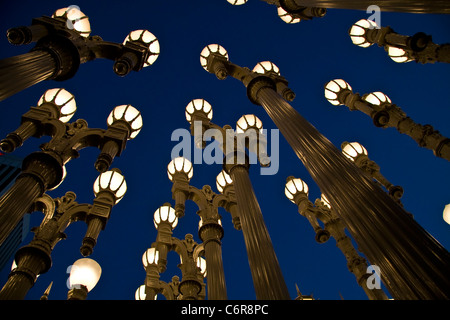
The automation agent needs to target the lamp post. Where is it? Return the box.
[0,169,126,300]
[0,88,141,246]
[349,19,450,64]
[67,258,102,300]
[285,176,389,300]
[138,204,207,300]
[255,0,450,14]
[201,44,450,299]
[168,156,231,300]
[324,79,450,161]
[0,6,160,101]
[185,97,291,300]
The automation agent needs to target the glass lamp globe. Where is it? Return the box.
[93,168,127,204]
[387,46,414,63]
[185,99,213,124]
[197,257,207,277]
[277,7,301,24]
[135,285,146,300]
[252,61,281,75]
[142,248,159,268]
[68,258,101,292]
[37,88,77,123]
[349,19,378,48]
[226,0,248,5]
[324,79,352,106]
[167,157,193,181]
[363,92,392,106]
[123,30,160,66]
[321,194,332,209]
[216,170,233,193]
[107,104,143,139]
[200,44,229,72]
[154,204,178,230]
[443,204,450,225]
[236,114,263,134]
[285,177,309,203]
[52,6,91,37]
[341,141,368,161]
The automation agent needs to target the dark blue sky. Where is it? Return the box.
[0,1,449,300]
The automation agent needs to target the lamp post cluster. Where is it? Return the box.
[136,203,207,300]
[0,5,158,300]
[0,6,160,101]
[324,79,450,162]
[349,19,450,64]
[200,44,450,299]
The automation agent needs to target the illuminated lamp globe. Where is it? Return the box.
[443,204,450,225]
[154,203,178,230]
[324,79,352,106]
[226,0,248,5]
[200,44,229,72]
[285,177,309,203]
[197,257,207,277]
[37,88,77,123]
[363,92,392,106]
[123,30,160,66]
[277,7,301,24]
[167,157,193,181]
[68,258,101,292]
[341,141,368,161]
[52,6,91,37]
[349,19,378,48]
[387,46,414,63]
[252,61,281,75]
[107,104,143,139]
[185,99,213,124]
[142,248,159,268]
[93,168,127,204]
[216,170,233,193]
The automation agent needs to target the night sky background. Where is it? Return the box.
[0,0,449,300]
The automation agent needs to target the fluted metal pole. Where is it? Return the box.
[256,86,450,299]
[0,50,57,102]
[199,224,227,300]
[228,162,291,300]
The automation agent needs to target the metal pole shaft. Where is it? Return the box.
[229,164,291,300]
[199,224,227,300]
[0,50,57,102]
[256,86,450,299]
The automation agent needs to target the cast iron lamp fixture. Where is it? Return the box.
[201,43,450,299]
[341,141,404,201]
[325,79,450,162]
[0,88,141,247]
[349,19,450,64]
[0,6,160,101]
[0,168,126,300]
[138,202,207,300]
[67,258,102,300]
[285,176,389,300]
[168,156,241,300]
[184,95,291,300]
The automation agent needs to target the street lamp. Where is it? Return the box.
[0,6,160,101]
[201,44,450,299]
[167,156,229,300]
[0,88,140,247]
[325,79,450,162]
[184,94,290,299]
[67,258,102,300]
[341,141,404,201]
[0,168,126,300]
[285,176,389,300]
[349,19,450,64]
[444,204,450,226]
